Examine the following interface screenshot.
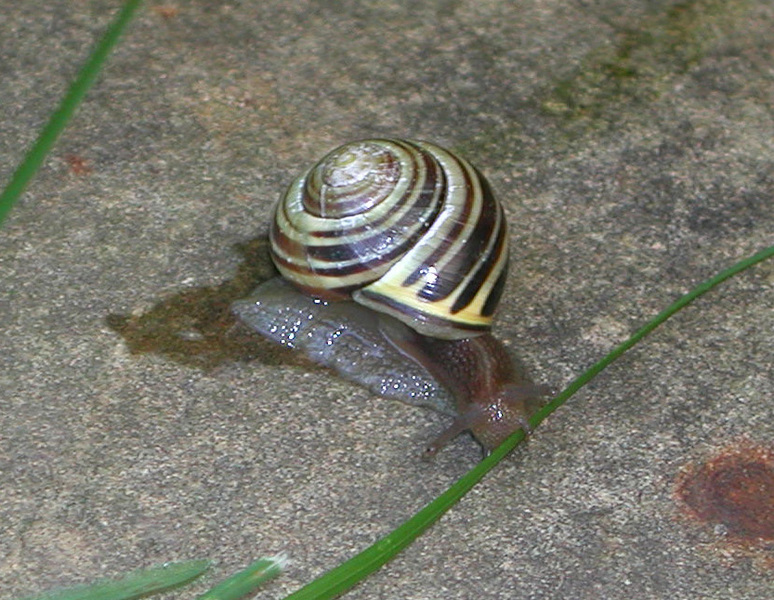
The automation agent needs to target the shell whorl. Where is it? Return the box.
[269,138,508,340]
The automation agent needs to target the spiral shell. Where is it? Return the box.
[269,138,508,340]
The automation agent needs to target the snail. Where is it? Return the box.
[232,138,549,455]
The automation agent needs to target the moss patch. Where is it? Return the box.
[541,0,752,130]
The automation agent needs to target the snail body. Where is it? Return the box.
[233,139,548,454]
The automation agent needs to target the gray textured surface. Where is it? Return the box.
[1,1,772,599]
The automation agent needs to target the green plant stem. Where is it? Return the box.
[0,0,144,228]
[282,244,774,600]
[531,244,774,429]
[21,560,209,600]
[196,555,287,600]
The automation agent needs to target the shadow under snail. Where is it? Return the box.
[232,138,550,455]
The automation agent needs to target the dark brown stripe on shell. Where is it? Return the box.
[358,287,490,334]
[450,213,507,314]
[480,264,507,317]
[400,165,463,288]
[414,170,496,302]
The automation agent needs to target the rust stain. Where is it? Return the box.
[64,154,92,176]
[106,238,308,371]
[152,6,180,19]
[675,443,774,542]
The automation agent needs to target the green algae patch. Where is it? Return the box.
[541,0,753,128]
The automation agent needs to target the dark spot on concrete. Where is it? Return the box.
[675,443,774,542]
[106,237,307,371]
[152,6,180,19]
[64,153,92,175]
[686,181,773,235]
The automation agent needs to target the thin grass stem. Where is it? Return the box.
[20,560,209,600]
[281,244,774,600]
[196,554,288,600]
[0,0,144,227]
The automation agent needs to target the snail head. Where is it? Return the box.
[425,382,552,457]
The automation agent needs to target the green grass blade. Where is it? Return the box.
[20,559,210,600]
[0,0,144,228]
[530,244,774,429]
[196,554,288,600]
[282,244,774,600]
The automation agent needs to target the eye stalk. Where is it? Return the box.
[425,382,553,457]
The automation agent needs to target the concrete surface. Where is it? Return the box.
[1,1,772,599]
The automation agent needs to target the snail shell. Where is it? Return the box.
[233,139,548,454]
[269,138,508,340]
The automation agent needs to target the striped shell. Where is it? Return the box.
[269,138,508,340]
